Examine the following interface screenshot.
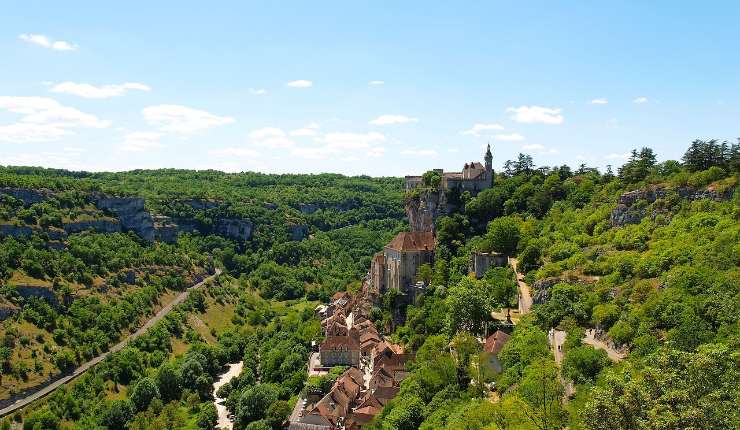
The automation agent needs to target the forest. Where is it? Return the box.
[0,138,738,430]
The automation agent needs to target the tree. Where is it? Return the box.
[486,217,520,256]
[130,377,160,411]
[196,403,218,430]
[618,147,657,183]
[516,360,567,430]
[421,170,442,188]
[446,277,495,335]
[266,400,291,429]
[562,346,609,384]
[415,263,433,284]
[235,384,279,427]
[102,399,135,430]
[22,409,60,430]
[156,362,182,402]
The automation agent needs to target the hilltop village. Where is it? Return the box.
[289,146,512,429]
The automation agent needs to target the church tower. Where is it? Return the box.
[484,143,494,187]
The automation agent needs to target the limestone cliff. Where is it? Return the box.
[405,189,448,232]
[610,185,735,227]
[96,197,155,241]
[0,187,53,206]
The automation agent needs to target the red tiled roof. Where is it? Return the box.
[484,330,511,355]
[386,231,435,252]
[320,335,360,351]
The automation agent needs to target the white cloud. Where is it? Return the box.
[208,147,260,157]
[369,114,419,125]
[369,80,385,85]
[248,127,295,148]
[142,104,234,133]
[494,133,525,142]
[460,123,505,136]
[0,96,110,142]
[291,132,386,159]
[448,148,459,153]
[290,123,321,137]
[19,33,78,51]
[633,96,648,104]
[507,106,564,125]
[50,81,151,98]
[604,152,630,160]
[401,149,438,157]
[522,143,558,155]
[286,80,312,88]
[250,88,267,95]
[590,98,608,105]
[119,132,166,152]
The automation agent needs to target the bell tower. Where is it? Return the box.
[485,143,493,187]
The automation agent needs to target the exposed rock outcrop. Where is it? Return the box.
[405,189,448,232]
[0,187,54,206]
[96,197,155,241]
[0,304,19,321]
[289,224,309,241]
[14,285,59,306]
[0,224,37,238]
[610,186,735,227]
[180,199,220,210]
[62,219,121,234]
[214,218,253,241]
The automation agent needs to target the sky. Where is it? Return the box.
[1,1,739,177]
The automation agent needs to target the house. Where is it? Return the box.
[482,330,511,373]
[405,145,494,195]
[319,336,361,366]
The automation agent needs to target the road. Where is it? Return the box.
[583,329,627,362]
[509,258,532,314]
[0,268,222,417]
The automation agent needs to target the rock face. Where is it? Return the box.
[214,218,253,241]
[0,224,36,238]
[289,224,309,241]
[0,304,19,321]
[0,187,54,206]
[63,219,121,234]
[405,189,448,232]
[181,199,220,210]
[14,285,59,306]
[96,197,155,241]
[610,186,735,227]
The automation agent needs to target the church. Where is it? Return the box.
[404,144,494,195]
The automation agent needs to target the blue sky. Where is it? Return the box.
[1,1,738,176]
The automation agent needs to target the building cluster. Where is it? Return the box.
[404,144,494,194]
[291,291,411,429]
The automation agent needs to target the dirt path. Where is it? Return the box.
[0,268,221,417]
[583,329,627,362]
[509,258,532,314]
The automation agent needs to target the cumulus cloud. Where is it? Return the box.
[633,96,648,104]
[369,80,385,85]
[142,104,234,133]
[286,80,312,88]
[400,149,438,157]
[494,133,525,142]
[590,98,608,105]
[248,127,295,148]
[19,33,78,51]
[0,96,110,142]
[118,132,166,152]
[369,115,418,125]
[290,122,320,137]
[460,123,505,136]
[507,106,564,125]
[50,82,151,98]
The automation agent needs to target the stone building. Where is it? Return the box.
[469,251,508,279]
[405,145,494,195]
[319,336,361,366]
[373,231,434,297]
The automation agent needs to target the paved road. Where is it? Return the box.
[509,258,532,314]
[0,268,221,417]
[583,329,627,362]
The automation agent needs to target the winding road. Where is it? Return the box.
[0,268,222,417]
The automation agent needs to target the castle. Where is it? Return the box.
[404,144,494,194]
[370,231,435,298]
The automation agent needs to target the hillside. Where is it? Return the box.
[1,139,739,430]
